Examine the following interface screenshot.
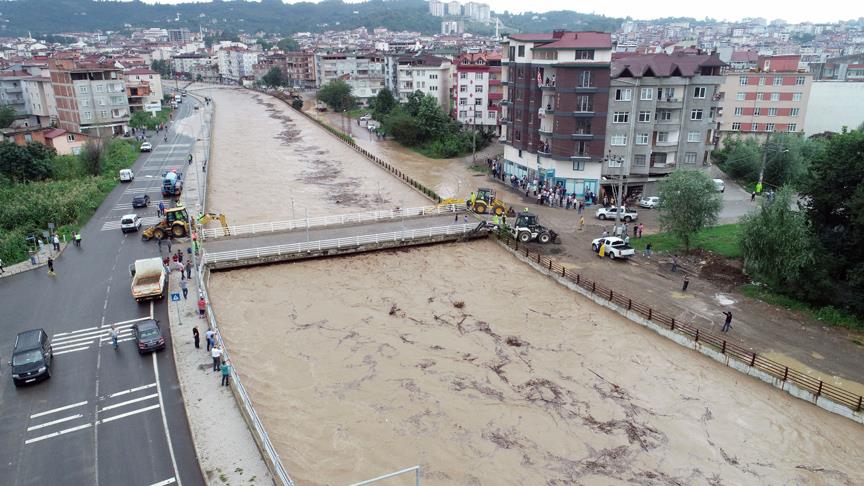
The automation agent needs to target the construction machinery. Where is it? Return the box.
[197,212,231,236]
[141,207,191,240]
[162,170,183,197]
[438,187,506,215]
[510,211,560,244]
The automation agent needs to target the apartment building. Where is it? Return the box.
[429,0,445,17]
[49,59,130,137]
[389,54,451,110]
[123,68,164,112]
[172,53,211,76]
[285,51,316,88]
[809,53,864,81]
[716,55,811,143]
[217,48,260,82]
[500,30,613,198]
[315,53,385,103]
[604,52,725,197]
[453,51,502,133]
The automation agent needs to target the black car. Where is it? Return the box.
[10,329,53,386]
[132,194,151,208]
[132,319,165,354]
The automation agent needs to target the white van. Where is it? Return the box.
[120,214,142,233]
[119,169,134,182]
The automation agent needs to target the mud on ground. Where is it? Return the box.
[208,240,863,486]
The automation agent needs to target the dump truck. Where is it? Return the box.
[130,258,167,302]
[162,170,183,197]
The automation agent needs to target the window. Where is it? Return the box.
[751,123,759,132]
[766,123,775,132]
[793,92,802,101]
[83,111,92,120]
[576,50,594,60]
[658,87,675,100]
[633,154,646,167]
[573,160,585,171]
[768,107,777,117]
[796,75,805,85]
[459,98,467,105]
[514,130,521,141]
[684,152,697,164]
[430,74,438,80]
[607,157,623,168]
[658,110,672,121]
[98,98,107,106]
[736,92,745,101]
[579,71,592,88]
[690,109,703,120]
[517,45,525,57]
[576,95,593,112]
[615,88,632,101]
[459,110,467,118]
[687,131,700,142]
[612,112,629,123]
[111,96,124,105]
[790,108,800,117]
[638,111,651,122]
[80,99,90,107]
[96,84,105,92]
[460,72,467,79]
[739,75,748,86]
[787,123,797,132]
[474,98,483,105]
[657,131,669,143]
[574,119,592,134]
[488,111,495,119]
[770,92,779,101]
[475,85,483,92]
[731,122,741,131]
[774,76,783,86]
[24,133,32,142]
[636,133,649,145]
[78,85,89,94]
[640,88,653,100]
[574,140,590,156]
[100,110,108,118]
[693,87,706,99]
[756,92,764,101]
[610,134,627,146]
[758,76,766,85]
[429,86,437,91]
[754,107,761,116]
[459,85,467,92]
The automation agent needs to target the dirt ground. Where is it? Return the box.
[201,88,427,223]
[208,240,863,486]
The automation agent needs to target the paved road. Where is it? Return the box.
[0,98,205,486]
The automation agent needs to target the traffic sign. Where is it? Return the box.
[170,292,181,302]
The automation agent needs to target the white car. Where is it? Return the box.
[638,196,660,209]
[713,178,726,193]
[595,206,638,222]
[120,214,142,233]
[359,114,372,121]
[591,237,635,259]
[119,169,134,183]
[140,142,152,152]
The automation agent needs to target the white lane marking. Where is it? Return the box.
[98,403,160,424]
[102,316,151,328]
[54,340,96,351]
[54,346,91,356]
[153,352,182,486]
[99,393,158,412]
[25,423,92,445]
[107,382,157,399]
[27,414,84,431]
[150,478,177,486]
[30,401,88,419]
[150,301,154,319]
[54,326,99,338]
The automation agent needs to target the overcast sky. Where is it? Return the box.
[139,1,864,25]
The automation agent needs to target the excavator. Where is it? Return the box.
[438,187,506,216]
[141,206,229,240]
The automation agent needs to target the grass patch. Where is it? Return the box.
[739,284,864,330]
[629,224,743,259]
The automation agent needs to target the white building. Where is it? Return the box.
[172,53,211,75]
[464,2,491,22]
[387,55,451,110]
[804,81,864,135]
[123,68,164,111]
[429,0,445,17]
[447,0,462,16]
[217,48,259,82]
[315,52,386,103]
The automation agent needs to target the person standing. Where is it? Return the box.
[682,276,690,292]
[166,238,172,253]
[52,234,60,252]
[185,260,192,280]
[192,326,200,349]
[198,296,206,319]
[454,212,459,223]
[671,255,678,272]
[721,311,733,333]
[47,256,55,276]
[157,236,163,253]
[110,325,119,350]
[638,223,644,238]
[176,249,183,264]
[211,344,223,372]
[751,191,757,202]
[220,360,231,386]
[158,201,165,217]
[180,278,188,299]
[644,242,653,258]
[579,216,585,231]
[205,328,215,352]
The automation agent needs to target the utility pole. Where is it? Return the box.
[757,131,771,189]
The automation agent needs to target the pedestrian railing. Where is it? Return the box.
[200,204,463,239]
[495,231,864,418]
[202,223,479,265]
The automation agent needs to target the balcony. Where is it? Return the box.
[652,143,679,153]
[538,106,555,117]
[570,152,591,161]
[538,126,553,136]
[655,97,683,107]
[571,132,593,140]
[540,82,556,91]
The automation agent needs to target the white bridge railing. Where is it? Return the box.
[202,223,481,265]
[200,204,463,239]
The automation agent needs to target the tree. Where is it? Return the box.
[0,141,53,182]
[371,88,396,117]
[0,105,17,128]
[195,74,203,82]
[291,98,303,110]
[713,136,762,182]
[657,169,723,252]
[277,38,299,51]
[150,60,172,78]
[383,109,424,146]
[761,133,814,189]
[79,140,105,176]
[256,39,273,51]
[261,67,287,88]
[316,79,354,112]
[739,186,814,290]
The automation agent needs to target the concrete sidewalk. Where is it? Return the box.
[0,242,68,279]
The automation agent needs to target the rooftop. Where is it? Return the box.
[508,31,611,50]
[611,52,726,78]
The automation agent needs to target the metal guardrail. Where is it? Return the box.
[202,223,479,264]
[201,204,463,239]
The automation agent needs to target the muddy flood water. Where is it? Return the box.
[208,240,863,486]
[202,87,427,222]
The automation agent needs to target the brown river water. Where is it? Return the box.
[204,87,863,485]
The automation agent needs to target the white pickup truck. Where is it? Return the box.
[130,258,167,301]
[595,206,638,222]
[591,237,636,260]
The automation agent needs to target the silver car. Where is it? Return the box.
[639,196,660,209]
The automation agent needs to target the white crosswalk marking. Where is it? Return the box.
[28,414,84,431]
[150,477,177,486]
[101,216,161,231]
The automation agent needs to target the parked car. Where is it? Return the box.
[119,168,134,182]
[140,142,153,152]
[132,319,166,354]
[9,329,53,387]
[591,237,636,260]
[713,179,726,193]
[132,194,151,208]
[359,114,372,121]
[120,214,142,233]
[638,196,661,209]
[595,206,638,222]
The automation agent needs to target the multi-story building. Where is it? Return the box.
[805,82,864,135]
[604,52,725,197]
[716,55,811,142]
[453,51,502,134]
[500,30,613,198]
[809,53,864,81]
[446,1,462,16]
[285,51,316,88]
[389,54,451,110]
[429,0,445,17]
[49,59,130,137]
[464,2,491,22]
[217,48,260,83]
[0,71,29,116]
[123,68,164,112]
[172,53,211,76]
[168,28,191,44]
[315,52,385,103]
